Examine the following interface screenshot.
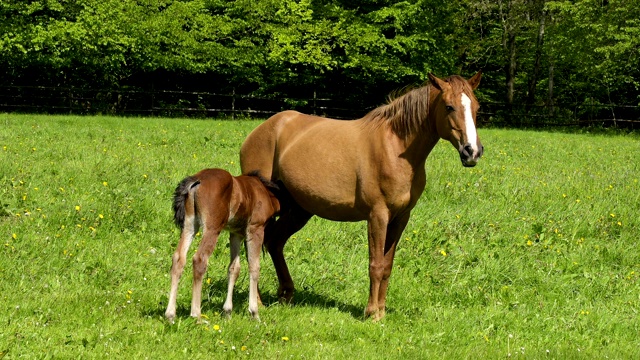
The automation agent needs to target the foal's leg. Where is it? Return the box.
[376,212,410,318]
[365,207,390,321]
[266,206,312,303]
[245,224,264,320]
[166,216,198,323]
[223,232,242,318]
[191,225,222,320]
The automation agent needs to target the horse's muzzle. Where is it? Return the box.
[460,143,483,167]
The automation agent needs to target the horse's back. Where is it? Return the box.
[240,110,371,221]
[240,110,335,179]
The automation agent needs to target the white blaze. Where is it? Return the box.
[460,93,478,152]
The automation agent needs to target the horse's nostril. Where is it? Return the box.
[463,144,474,156]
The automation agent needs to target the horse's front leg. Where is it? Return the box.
[266,207,312,303]
[191,226,221,321]
[365,208,390,321]
[376,212,410,318]
[245,224,264,320]
[223,232,242,318]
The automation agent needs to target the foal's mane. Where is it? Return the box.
[362,75,475,139]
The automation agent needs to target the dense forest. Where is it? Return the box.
[1,0,639,121]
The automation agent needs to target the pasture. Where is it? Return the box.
[1,114,639,358]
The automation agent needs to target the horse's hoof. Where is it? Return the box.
[364,307,385,322]
[278,287,294,304]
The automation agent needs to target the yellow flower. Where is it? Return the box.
[241,346,247,351]
[281,337,289,341]
[99,214,104,219]
[526,240,533,246]
[440,250,447,257]
[75,205,81,211]
[103,181,108,187]
[213,324,220,331]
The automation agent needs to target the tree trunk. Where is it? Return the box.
[527,9,546,106]
[548,62,554,117]
[506,31,516,106]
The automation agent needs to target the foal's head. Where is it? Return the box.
[429,72,483,167]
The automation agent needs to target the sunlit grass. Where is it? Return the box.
[1,114,639,358]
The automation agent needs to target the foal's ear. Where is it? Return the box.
[428,73,448,91]
[467,71,482,90]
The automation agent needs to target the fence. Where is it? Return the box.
[1,85,639,128]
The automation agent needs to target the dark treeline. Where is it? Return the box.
[1,0,639,121]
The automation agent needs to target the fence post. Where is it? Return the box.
[151,83,155,117]
[313,90,317,115]
[232,87,236,120]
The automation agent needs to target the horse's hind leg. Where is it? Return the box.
[245,224,264,320]
[223,232,242,318]
[266,205,312,303]
[191,226,221,320]
[165,216,198,323]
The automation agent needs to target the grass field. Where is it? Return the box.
[1,113,639,358]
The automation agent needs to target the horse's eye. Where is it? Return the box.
[446,105,455,112]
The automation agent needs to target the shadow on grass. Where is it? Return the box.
[146,278,366,321]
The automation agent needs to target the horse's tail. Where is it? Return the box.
[172,175,201,229]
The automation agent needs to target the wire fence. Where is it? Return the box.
[1,85,639,128]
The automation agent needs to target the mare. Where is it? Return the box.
[239,72,483,321]
[165,169,281,322]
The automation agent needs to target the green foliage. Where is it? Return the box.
[1,1,639,111]
[1,114,639,357]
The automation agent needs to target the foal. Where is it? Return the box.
[165,168,280,322]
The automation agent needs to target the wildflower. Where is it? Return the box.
[12,233,17,240]
[103,182,108,187]
[281,337,289,341]
[213,324,220,331]
[241,346,247,351]
[99,214,104,219]
[440,249,447,257]
[526,240,533,246]
[75,205,81,211]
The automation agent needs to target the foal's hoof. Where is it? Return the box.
[224,310,232,320]
[165,311,176,324]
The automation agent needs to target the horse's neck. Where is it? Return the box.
[398,92,441,167]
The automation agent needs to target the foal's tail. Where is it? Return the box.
[172,176,200,229]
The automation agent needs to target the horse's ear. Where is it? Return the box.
[428,73,447,91]
[467,71,482,90]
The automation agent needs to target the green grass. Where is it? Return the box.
[1,114,639,358]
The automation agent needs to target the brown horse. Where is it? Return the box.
[239,72,483,321]
[165,169,280,322]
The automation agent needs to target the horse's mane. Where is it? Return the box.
[362,75,476,139]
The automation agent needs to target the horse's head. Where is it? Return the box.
[429,72,483,167]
